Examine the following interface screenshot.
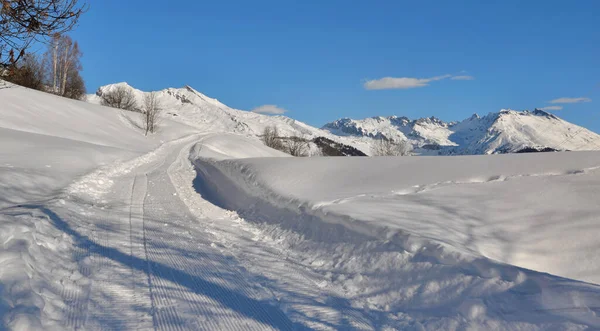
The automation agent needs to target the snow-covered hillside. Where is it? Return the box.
[87,82,374,155]
[323,110,600,155]
[3,82,600,330]
[0,81,195,207]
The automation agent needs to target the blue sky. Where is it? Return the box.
[66,1,599,131]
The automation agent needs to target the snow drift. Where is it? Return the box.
[192,145,600,329]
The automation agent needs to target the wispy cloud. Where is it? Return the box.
[364,74,473,90]
[451,75,475,81]
[540,106,563,111]
[251,104,288,115]
[549,97,591,104]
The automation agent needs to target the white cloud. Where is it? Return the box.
[251,104,288,115]
[549,97,592,104]
[540,106,563,111]
[451,75,475,80]
[364,74,473,90]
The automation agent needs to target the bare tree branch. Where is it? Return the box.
[1,0,88,67]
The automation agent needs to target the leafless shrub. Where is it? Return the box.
[260,126,309,156]
[143,92,161,135]
[4,53,44,90]
[284,135,309,157]
[62,68,85,100]
[100,86,138,111]
[372,137,412,156]
[261,126,284,150]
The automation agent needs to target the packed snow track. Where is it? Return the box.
[1,135,304,330]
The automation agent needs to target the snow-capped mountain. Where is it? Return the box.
[323,110,600,154]
[89,83,600,156]
[87,82,373,155]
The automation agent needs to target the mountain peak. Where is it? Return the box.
[533,108,559,120]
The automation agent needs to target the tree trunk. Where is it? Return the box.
[52,42,58,93]
[61,43,70,95]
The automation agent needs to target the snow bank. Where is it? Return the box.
[192,148,600,329]
[195,152,600,283]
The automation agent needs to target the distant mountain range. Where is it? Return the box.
[322,110,600,154]
[88,83,600,155]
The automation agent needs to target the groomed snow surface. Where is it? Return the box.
[2,82,600,330]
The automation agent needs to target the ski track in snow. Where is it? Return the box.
[44,135,308,330]
[43,134,389,330]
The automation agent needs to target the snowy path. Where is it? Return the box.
[44,136,303,330]
[44,134,389,330]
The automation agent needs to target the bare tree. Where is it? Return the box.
[0,0,88,67]
[100,86,138,111]
[372,137,412,156]
[261,126,284,150]
[60,36,78,95]
[284,135,309,157]
[143,92,161,135]
[62,63,85,99]
[43,34,84,98]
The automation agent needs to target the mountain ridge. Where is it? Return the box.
[87,83,375,156]
[323,109,600,155]
[88,82,600,155]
